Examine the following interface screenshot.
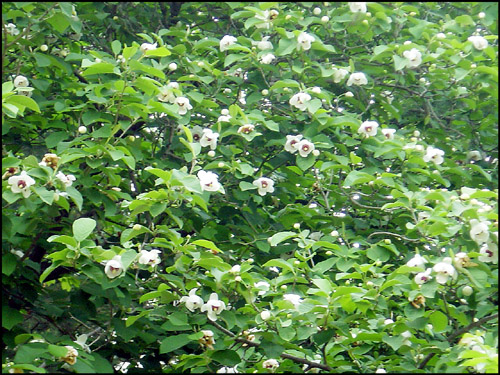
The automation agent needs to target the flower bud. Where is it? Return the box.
[280,285,287,290]
[168,62,177,71]
[207,150,216,157]
[40,44,48,52]
[312,149,320,156]
[384,239,391,244]
[128,135,135,142]
[413,130,420,137]
[78,125,87,134]
[218,162,225,168]
[321,16,329,23]
[462,285,473,296]
[285,15,292,20]
[261,310,271,320]
[325,250,333,256]
[235,276,242,282]
[294,260,300,265]
[261,89,269,96]
[293,223,300,229]
[113,16,119,21]
[478,12,485,19]
[313,8,321,15]
[470,63,477,69]
[133,224,142,231]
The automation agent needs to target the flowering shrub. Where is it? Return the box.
[2,2,498,374]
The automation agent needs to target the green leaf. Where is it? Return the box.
[262,259,295,275]
[2,305,24,330]
[210,350,241,366]
[111,40,122,55]
[72,218,96,242]
[429,310,448,333]
[144,46,171,57]
[268,231,297,246]
[192,239,222,253]
[48,344,69,357]
[47,235,78,248]
[343,170,374,187]
[239,181,257,191]
[159,334,191,353]
[82,62,119,76]
[2,253,17,276]
[7,95,41,113]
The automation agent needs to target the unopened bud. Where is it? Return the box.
[40,44,49,52]
[133,224,142,231]
[78,125,87,134]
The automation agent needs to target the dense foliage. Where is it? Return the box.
[2,2,498,373]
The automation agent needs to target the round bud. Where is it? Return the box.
[113,16,118,21]
[321,16,329,23]
[312,149,320,157]
[478,12,485,19]
[235,276,242,282]
[409,11,416,16]
[375,260,382,266]
[247,258,254,263]
[133,224,142,231]
[218,162,225,168]
[368,181,375,186]
[362,19,369,25]
[293,223,300,229]
[260,310,271,320]
[40,44,48,52]
[384,239,392,245]
[294,260,300,265]
[197,61,204,67]
[366,12,371,17]
[313,7,321,15]
[285,15,292,20]
[325,250,333,256]
[205,270,210,275]
[413,130,421,137]
[261,89,269,96]
[280,285,287,290]
[410,137,418,142]
[128,135,135,142]
[330,230,339,236]
[345,280,350,285]
[168,62,177,71]
[78,125,87,134]
[470,63,477,69]
[207,150,216,157]
[366,281,374,287]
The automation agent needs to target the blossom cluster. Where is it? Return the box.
[284,134,318,157]
[179,288,226,321]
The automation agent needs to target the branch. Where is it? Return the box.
[207,320,333,371]
[418,313,498,369]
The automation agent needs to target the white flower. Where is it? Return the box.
[218,111,232,122]
[333,68,349,83]
[200,128,219,150]
[138,249,161,266]
[311,86,321,94]
[17,88,33,97]
[468,35,488,50]
[238,90,246,105]
[407,254,428,269]
[104,255,124,279]
[296,139,315,157]
[56,171,76,187]
[346,72,368,86]
[255,10,279,29]
[403,48,422,68]
[436,32,446,40]
[197,170,222,192]
[382,128,396,140]
[297,32,315,51]
[157,85,177,103]
[179,288,204,312]
[200,292,226,321]
[260,53,276,64]
[220,35,237,52]
[230,265,241,273]
[13,75,29,88]
[423,146,445,165]
[375,370,386,374]
[255,281,270,296]
[191,125,204,142]
[384,319,394,325]
[74,334,91,353]
[348,2,367,13]
[433,258,457,284]
[237,124,255,134]
[140,42,157,53]
[253,177,275,196]
[263,359,279,370]
[469,219,491,244]
[217,366,239,373]
[260,310,271,320]
[414,268,433,285]
[358,120,379,137]
[284,134,303,154]
[174,96,193,115]
[289,92,311,110]
[60,346,79,365]
[467,150,482,161]
[478,242,498,264]
[345,91,354,97]
[283,293,303,307]
[257,36,273,50]
[5,23,20,36]
[8,171,35,198]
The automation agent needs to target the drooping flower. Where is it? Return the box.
[5,23,20,36]
[198,329,216,350]
[453,252,476,270]
[140,42,157,53]
[423,146,445,165]
[60,346,78,365]
[433,257,457,284]
[414,268,433,285]
[469,219,491,244]
[217,365,239,373]
[410,295,426,309]
[237,124,255,135]
[289,92,311,111]
[40,153,60,169]
[382,128,396,140]
[358,121,379,137]
[179,288,204,312]
[220,35,238,52]
[13,75,29,88]
[260,53,276,64]
[253,177,275,196]
[197,170,222,192]
[284,134,303,153]
[283,293,303,307]
[200,128,219,150]
[467,150,482,161]
[348,2,367,13]
[138,249,161,266]
[333,68,349,83]
[346,72,368,86]
[254,281,270,296]
[296,139,315,157]
[403,48,422,68]
[478,242,498,264]
[74,334,91,353]
[468,35,488,51]
[174,96,193,115]
[262,359,279,371]
[56,171,76,187]
[255,9,279,29]
[407,253,427,269]
[157,84,177,103]
[200,292,226,321]
[104,255,124,279]
[257,36,273,50]
[218,108,232,123]
[297,32,315,51]
[8,171,35,198]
